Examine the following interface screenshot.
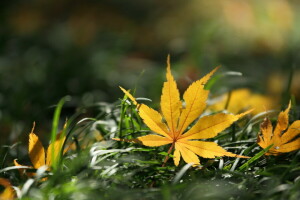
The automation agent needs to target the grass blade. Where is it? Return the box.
[50,96,70,170]
[238,144,273,172]
[172,163,193,184]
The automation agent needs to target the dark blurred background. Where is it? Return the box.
[0,0,300,145]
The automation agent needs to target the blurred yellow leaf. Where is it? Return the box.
[257,102,300,155]
[210,88,275,115]
[13,159,34,177]
[115,56,250,166]
[29,131,46,169]
[46,132,66,167]
[0,178,15,200]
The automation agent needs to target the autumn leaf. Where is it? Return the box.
[115,56,250,166]
[257,102,300,155]
[28,129,46,169]
[14,122,66,177]
[209,88,275,115]
[0,178,15,200]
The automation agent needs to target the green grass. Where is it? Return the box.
[1,87,300,200]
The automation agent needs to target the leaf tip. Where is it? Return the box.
[199,65,221,86]
[215,65,221,71]
[235,155,251,159]
[286,100,292,113]
[166,54,172,79]
[210,65,221,76]
[31,121,36,133]
[167,54,170,66]
[237,109,253,118]
[119,87,138,105]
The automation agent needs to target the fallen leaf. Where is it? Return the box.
[0,178,15,200]
[14,122,66,177]
[46,132,66,167]
[115,56,250,166]
[29,131,46,169]
[257,102,300,155]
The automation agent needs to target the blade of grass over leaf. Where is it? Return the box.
[242,143,257,156]
[46,122,68,167]
[204,70,242,90]
[118,94,127,140]
[238,144,273,172]
[0,166,31,174]
[230,149,246,171]
[50,96,70,170]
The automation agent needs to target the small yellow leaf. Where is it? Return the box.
[273,101,291,138]
[0,178,15,200]
[257,102,300,155]
[29,132,46,169]
[15,122,68,178]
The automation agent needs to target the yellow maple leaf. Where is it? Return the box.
[0,178,15,200]
[115,56,250,166]
[257,102,300,155]
[14,122,66,176]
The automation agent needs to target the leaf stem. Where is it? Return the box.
[118,98,126,139]
[162,142,175,167]
[150,142,175,188]
[50,96,70,170]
